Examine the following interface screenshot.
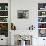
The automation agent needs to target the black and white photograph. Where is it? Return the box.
[17,10,29,19]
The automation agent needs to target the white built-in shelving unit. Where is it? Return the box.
[38,3,46,37]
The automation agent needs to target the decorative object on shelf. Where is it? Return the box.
[0,3,8,10]
[0,11,7,16]
[0,11,8,16]
[38,23,46,28]
[38,17,43,22]
[45,6,46,9]
[42,12,45,15]
[0,23,8,37]
[0,23,8,30]
[38,29,46,37]
[11,23,16,30]
[38,17,46,22]
[0,17,8,22]
[38,3,46,10]
[38,11,46,16]
[40,8,45,10]
[29,25,35,30]
[17,10,29,19]
[5,6,8,10]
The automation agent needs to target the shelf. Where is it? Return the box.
[38,22,46,23]
[0,16,8,17]
[38,3,46,37]
[0,10,8,11]
[0,22,8,23]
[38,10,46,11]
[38,16,46,17]
[0,3,8,37]
[38,28,46,29]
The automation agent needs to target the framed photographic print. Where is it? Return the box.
[17,10,29,19]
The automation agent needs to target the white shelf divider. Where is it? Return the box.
[38,28,46,29]
[0,16,8,17]
[38,16,46,17]
[0,10,8,11]
[38,10,46,11]
[38,22,46,23]
[0,22,8,23]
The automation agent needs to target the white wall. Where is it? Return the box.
[11,0,46,46]
[11,0,38,30]
[0,0,8,3]
[11,0,46,30]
